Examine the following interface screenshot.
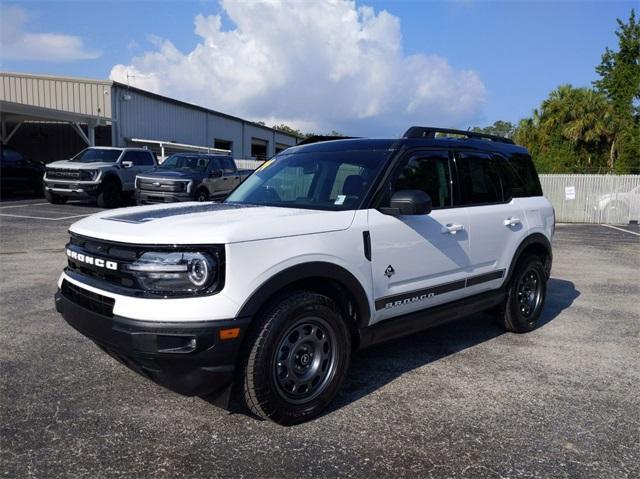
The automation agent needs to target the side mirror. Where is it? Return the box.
[210,169,223,178]
[379,190,432,216]
[121,160,133,169]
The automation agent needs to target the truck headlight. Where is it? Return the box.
[125,251,218,294]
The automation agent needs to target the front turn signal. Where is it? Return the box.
[219,327,241,341]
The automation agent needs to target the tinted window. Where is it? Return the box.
[221,157,236,173]
[455,153,503,205]
[392,152,451,208]
[2,148,23,165]
[499,154,542,198]
[133,151,155,166]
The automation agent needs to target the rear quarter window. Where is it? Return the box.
[498,153,543,198]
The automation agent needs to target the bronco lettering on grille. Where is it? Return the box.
[67,249,118,270]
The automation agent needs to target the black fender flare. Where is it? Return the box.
[505,233,553,285]
[236,262,371,327]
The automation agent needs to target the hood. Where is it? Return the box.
[69,202,357,244]
[47,160,116,170]
[137,169,204,181]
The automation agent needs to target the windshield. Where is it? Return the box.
[70,148,121,163]
[225,149,389,210]
[159,154,213,171]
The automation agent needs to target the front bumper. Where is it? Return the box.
[135,189,193,204]
[55,287,250,399]
[44,180,100,198]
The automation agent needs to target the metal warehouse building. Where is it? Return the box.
[0,72,300,163]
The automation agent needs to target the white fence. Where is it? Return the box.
[539,174,640,224]
[235,159,264,170]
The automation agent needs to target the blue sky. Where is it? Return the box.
[0,1,635,135]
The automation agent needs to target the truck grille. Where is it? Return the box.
[47,169,94,181]
[61,280,115,318]
[137,178,187,192]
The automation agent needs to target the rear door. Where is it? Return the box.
[453,151,527,295]
[368,150,472,323]
[220,157,241,193]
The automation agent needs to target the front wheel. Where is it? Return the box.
[497,254,547,333]
[195,188,210,202]
[44,189,67,204]
[241,292,351,425]
[97,180,121,208]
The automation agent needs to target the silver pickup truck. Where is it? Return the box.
[135,154,252,204]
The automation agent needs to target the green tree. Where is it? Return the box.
[515,85,616,173]
[471,120,516,138]
[594,9,640,173]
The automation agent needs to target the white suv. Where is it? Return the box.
[55,127,554,425]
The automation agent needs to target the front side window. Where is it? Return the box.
[455,153,503,205]
[70,148,122,163]
[132,151,155,166]
[226,149,389,211]
[391,152,452,208]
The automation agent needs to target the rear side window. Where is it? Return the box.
[455,153,503,205]
[392,151,452,208]
[499,154,543,198]
[221,157,236,173]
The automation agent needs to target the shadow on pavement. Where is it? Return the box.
[327,277,580,414]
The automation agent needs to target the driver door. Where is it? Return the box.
[368,150,472,323]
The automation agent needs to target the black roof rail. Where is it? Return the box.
[403,126,515,145]
[297,135,357,146]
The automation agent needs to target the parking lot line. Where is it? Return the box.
[601,224,640,237]
[0,202,49,209]
[0,213,93,221]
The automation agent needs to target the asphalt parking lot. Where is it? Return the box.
[1,199,639,478]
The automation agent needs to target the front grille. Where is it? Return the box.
[61,280,115,318]
[137,178,187,192]
[47,169,94,181]
[67,235,139,290]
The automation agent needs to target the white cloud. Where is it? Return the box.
[0,6,100,62]
[110,0,485,135]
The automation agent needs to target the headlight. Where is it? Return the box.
[80,170,99,181]
[125,251,218,294]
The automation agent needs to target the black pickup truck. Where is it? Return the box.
[135,153,252,204]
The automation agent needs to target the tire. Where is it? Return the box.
[497,254,547,333]
[97,179,121,208]
[44,189,67,204]
[195,188,210,202]
[241,291,351,426]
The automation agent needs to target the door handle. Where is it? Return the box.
[441,223,464,234]
[222,177,228,180]
[504,217,522,227]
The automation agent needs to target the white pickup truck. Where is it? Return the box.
[44,147,157,207]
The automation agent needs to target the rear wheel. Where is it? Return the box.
[44,189,67,204]
[497,254,547,333]
[241,292,351,425]
[195,187,210,202]
[97,179,121,208]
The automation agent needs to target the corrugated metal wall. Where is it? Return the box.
[539,174,640,224]
[112,85,298,159]
[0,72,112,119]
